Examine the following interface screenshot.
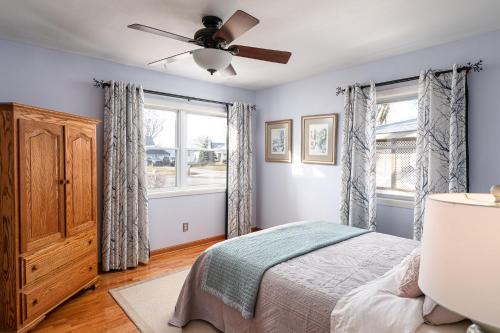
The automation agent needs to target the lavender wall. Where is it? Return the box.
[0,39,255,251]
[255,30,500,238]
[2,28,500,248]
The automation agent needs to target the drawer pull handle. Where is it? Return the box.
[88,266,93,271]
[88,239,92,245]
[32,299,38,306]
[31,265,38,272]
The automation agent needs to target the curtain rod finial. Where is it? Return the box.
[336,87,346,96]
[464,59,483,73]
[93,78,105,88]
[466,59,483,72]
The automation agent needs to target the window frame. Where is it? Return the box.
[375,85,418,209]
[144,98,228,199]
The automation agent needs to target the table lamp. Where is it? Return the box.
[419,188,500,333]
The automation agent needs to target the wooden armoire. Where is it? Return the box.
[0,103,99,332]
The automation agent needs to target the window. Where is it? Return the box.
[185,113,227,187]
[144,103,227,198]
[376,86,418,206]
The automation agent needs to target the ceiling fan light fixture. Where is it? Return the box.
[192,48,232,75]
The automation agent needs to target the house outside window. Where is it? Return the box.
[144,99,227,198]
[376,85,418,208]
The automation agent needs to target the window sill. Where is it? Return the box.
[377,190,415,209]
[377,197,414,209]
[148,187,226,199]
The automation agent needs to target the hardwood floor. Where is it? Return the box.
[32,240,219,333]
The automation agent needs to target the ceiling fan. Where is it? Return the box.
[128,10,292,76]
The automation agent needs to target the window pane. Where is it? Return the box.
[377,99,417,126]
[186,150,227,187]
[376,141,392,189]
[376,139,416,192]
[146,149,177,189]
[185,113,227,187]
[145,108,177,190]
[145,108,176,147]
[376,97,417,195]
[394,140,416,191]
[186,113,227,150]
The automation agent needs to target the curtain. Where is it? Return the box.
[102,82,149,271]
[340,83,377,230]
[227,102,253,238]
[413,66,468,240]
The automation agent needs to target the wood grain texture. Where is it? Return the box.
[32,241,219,333]
[0,107,18,330]
[18,277,99,333]
[21,231,97,287]
[150,234,225,256]
[18,119,65,253]
[150,227,261,256]
[212,10,259,44]
[65,126,96,237]
[0,103,100,126]
[231,45,291,64]
[22,254,98,323]
[0,103,99,332]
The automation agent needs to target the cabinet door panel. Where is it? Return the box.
[19,119,65,253]
[65,126,96,236]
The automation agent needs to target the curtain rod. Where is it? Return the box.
[93,79,233,106]
[335,60,483,96]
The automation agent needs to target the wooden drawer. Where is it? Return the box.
[21,231,96,286]
[21,254,97,323]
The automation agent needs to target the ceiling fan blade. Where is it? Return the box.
[147,51,193,66]
[212,10,259,44]
[220,64,237,76]
[128,24,201,45]
[230,45,291,64]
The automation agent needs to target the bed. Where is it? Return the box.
[169,222,468,333]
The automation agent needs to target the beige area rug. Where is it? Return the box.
[109,269,219,333]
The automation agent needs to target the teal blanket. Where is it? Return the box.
[200,221,369,319]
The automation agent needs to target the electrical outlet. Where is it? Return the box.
[182,222,189,232]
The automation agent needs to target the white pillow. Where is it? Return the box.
[331,254,425,333]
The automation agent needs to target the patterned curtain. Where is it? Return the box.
[102,82,149,271]
[413,66,468,240]
[227,102,253,238]
[340,83,377,230]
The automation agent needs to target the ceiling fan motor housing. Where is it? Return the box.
[194,16,224,48]
[202,15,222,28]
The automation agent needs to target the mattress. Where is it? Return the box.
[169,231,419,333]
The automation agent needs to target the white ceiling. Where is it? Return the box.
[1,0,500,90]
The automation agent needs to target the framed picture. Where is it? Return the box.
[301,113,338,165]
[265,119,292,163]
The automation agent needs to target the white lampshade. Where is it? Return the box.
[419,193,500,332]
[192,49,232,74]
